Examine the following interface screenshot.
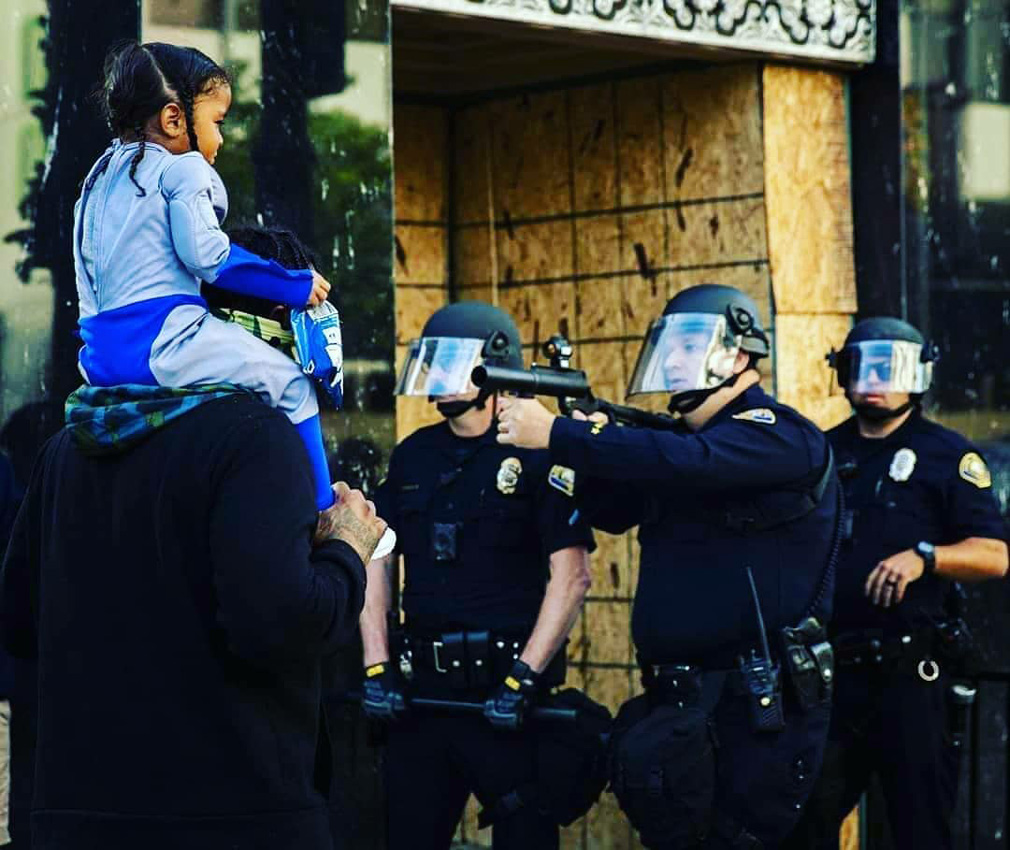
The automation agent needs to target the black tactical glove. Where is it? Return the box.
[484,660,540,730]
[361,661,407,722]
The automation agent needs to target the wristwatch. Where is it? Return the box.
[915,541,937,574]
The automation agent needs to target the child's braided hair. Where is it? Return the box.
[91,41,229,196]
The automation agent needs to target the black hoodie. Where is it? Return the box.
[0,393,365,850]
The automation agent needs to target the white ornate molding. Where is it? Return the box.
[393,0,875,65]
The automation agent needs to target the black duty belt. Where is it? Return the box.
[405,630,565,691]
[640,662,766,702]
[832,628,934,669]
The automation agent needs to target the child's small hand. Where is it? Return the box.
[307,270,331,307]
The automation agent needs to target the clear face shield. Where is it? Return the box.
[845,340,933,395]
[394,337,485,398]
[627,313,742,397]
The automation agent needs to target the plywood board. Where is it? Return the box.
[394,285,447,343]
[623,276,672,340]
[663,65,764,202]
[840,808,860,850]
[453,105,492,226]
[454,225,494,287]
[395,397,443,441]
[497,220,575,283]
[665,198,768,269]
[763,65,857,315]
[616,76,665,207]
[775,313,854,429]
[582,600,632,665]
[572,340,627,403]
[490,92,572,220]
[455,283,495,306]
[394,104,447,223]
[559,821,584,850]
[585,667,633,715]
[575,214,623,279]
[591,530,634,598]
[394,225,447,285]
[570,82,618,213]
[584,789,634,850]
[498,282,578,349]
[618,209,668,302]
[578,276,627,341]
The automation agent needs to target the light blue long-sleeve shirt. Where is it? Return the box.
[73,140,313,387]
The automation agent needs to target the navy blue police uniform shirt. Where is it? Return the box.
[829,410,1007,634]
[550,383,839,667]
[374,420,595,636]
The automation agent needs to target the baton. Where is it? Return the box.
[340,692,578,724]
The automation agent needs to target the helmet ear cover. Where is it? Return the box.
[726,304,754,337]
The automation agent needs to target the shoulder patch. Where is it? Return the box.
[548,465,576,497]
[732,408,777,425]
[959,452,992,489]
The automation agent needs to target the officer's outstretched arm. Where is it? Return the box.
[548,414,812,491]
[519,545,592,673]
[360,554,395,666]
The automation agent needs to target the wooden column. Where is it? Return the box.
[763,65,856,431]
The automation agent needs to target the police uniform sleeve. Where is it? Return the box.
[535,460,596,556]
[571,476,648,535]
[549,412,815,492]
[942,444,1008,543]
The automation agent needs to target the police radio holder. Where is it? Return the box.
[473,333,680,431]
[740,567,786,733]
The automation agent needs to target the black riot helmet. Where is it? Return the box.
[627,283,769,413]
[827,317,937,421]
[395,301,523,418]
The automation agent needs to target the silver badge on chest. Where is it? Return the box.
[888,448,917,482]
[497,457,523,495]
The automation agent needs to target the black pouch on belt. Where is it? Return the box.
[441,631,468,689]
[739,652,785,733]
[781,616,834,711]
[468,631,491,688]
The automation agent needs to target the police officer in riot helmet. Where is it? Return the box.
[359,302,602,850]
[784,318,1008,850]
[499,283,841,848]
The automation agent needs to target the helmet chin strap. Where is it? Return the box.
[435,387,493,420]
[848,394,914,422]
[667,371,742,415]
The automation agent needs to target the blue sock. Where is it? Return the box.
[295,414,335,510]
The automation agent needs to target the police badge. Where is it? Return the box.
[889,448,917,482]
[497,457,523,494]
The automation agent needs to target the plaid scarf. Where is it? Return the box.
[65,384,249,456]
